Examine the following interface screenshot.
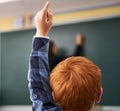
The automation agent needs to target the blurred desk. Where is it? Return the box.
[0,106,120,111]
[94,106,120,111]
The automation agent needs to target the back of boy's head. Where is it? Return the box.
[50,57,102,111]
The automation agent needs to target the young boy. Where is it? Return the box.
[28,1,103,111]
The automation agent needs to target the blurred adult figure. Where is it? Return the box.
[49,33,85,71]
[74,33,85,56]
[49,41,63,71]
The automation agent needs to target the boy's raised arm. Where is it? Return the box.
[28,1,63,111]
[34,1,52,37]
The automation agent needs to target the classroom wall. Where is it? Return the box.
[0,5,120,32]
[0,17,120,105]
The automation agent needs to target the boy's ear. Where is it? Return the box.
[52,92,55,101]
[95,87,103,103]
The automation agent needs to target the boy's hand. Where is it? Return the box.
[35,1,53,36]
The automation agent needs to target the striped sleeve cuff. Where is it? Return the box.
[34,36,49,39]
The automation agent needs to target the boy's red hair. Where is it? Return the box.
[50,57,102,111]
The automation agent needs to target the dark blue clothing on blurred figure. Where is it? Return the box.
[49,41,84,71]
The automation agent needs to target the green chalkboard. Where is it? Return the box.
[0,29,35,105]
[0,17,120,105]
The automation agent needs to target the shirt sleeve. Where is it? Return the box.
[34,36,49,39]
[73,45,84,56]
[28,37,63,111]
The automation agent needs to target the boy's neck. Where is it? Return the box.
[66,107,93,111]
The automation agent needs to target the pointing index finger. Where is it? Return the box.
[43,1,50,11]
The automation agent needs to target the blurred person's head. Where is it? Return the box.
[49,40,58,56]
[50,57,103,111]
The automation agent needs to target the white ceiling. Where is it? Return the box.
[0,0,120,18]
